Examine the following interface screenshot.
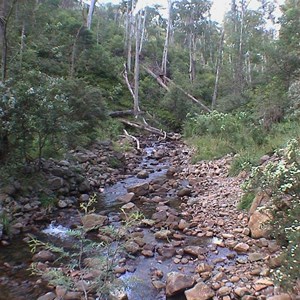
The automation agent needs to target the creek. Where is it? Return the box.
[0,140,238,300]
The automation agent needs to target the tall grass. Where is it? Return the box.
[184,111,300,174]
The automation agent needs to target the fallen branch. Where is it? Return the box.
[123,129,141,151]
[122,63,135,101]
[142,65,211,113]
[164,77,212,113]
[142,65,170,92]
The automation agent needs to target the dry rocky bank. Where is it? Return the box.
[0,137,293,300]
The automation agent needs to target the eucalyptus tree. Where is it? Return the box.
[172,0,212,82]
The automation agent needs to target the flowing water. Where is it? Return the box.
[0,142,238,300]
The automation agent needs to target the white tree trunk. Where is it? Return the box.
[127,0,135,72]
[87,0,97,30]
[161,0,172,77]
[134,10,142,116]
[212,29,225,110]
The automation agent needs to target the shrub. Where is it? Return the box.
[242,139,300,291]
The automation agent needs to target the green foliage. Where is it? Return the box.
[238,192,255,210]
[242,139,300,291]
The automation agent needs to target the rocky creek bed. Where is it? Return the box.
[0,137,290,300]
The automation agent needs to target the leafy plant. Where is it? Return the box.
[242,139,300,291]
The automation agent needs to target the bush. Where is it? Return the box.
[242,139,300,291]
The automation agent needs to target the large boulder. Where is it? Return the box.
[166,272,195,296]
[185,282,215,300]
[248,209,271,238]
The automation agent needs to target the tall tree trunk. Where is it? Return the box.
[0,0,8,82]
[127,0,135,72]
[161,0,172,77]
[87,0,97,30]
[133,10,141,116]
[19,21,25,70]
[70,25,83,78]
[212,29,225,110]
[139,8,147,54]
[189,32,196,83]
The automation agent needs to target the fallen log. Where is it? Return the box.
[120,118,181,140]
[142,65,211,113]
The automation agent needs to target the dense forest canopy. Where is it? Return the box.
[0,0,299,163]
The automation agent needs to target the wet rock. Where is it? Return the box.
[33,250,56,262]
[166,272,195,296]
[152,280,165,290]
[124,241,140,254]
[166,167,177,177]
[184,246,206,257]
[178,219,190,230]
[248,210,271,239]
[152,210,167,222]
[127,182,149,197]
[137,170,149,179]
[142,249,154,257]
[195,263,213,274]
[154,229,172,240]
[37,292,56,300]
[184,282,215,300]
[79,194,90,202]
[120,202,139,220]
[117,193,135,203]
[177,187,192,197]
[157,246,176,259]
[234,242,250,253]
[81,214,108,231]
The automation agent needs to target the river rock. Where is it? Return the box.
[166,272,195,296]
[79,194,90,202]
[185,282,215,300]
[124,241,140,254]
[117,193,135,203]
[48,177,64,190]
[33,250,56,262]
[157,245,176,259]
[81,213,108,231]
[233,242,250,253]
[249,252,264,262]
[64,291,82,300]
[37,292,56,300]
[184,246,206,257]
[154,229,172,240]
[248,210,271,238]
[120,202,139,220]
[127,182,149,197]
[78,179,90,192]
[137,170,149,179]
[177,187,192,197]
[217,286,231,296]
